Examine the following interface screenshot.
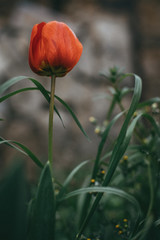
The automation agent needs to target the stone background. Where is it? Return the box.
[0,0,160,180]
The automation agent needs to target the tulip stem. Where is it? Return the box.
[48,75,56,169]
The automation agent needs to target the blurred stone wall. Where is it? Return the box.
[132,0,160,99]
[0,0,159,180]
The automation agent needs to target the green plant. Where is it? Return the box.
[0,22,160,240]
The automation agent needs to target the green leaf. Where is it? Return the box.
[92,111,124,179]
[0,87,38,103]
[103,74,142,186]
[0,76,50,102]
[62,186,140,207]
[0,76,64,127]
[54,105,65,128]
[120,87,133,99]
[0,137,43,168]
[0,160,27,240]
[55,95,90,140]
[0,76,28,95]
[28,162,56,240]
[137,97,160,109]
[29,78,50,102]
[60,186,141,222]
[142,113,160,137]
[58,160,90,200]
[76,73,142,238]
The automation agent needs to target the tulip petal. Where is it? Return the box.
[29,21,83,77]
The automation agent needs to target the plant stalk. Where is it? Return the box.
[48,75,56,169]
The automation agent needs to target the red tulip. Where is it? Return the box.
[29,21,83,77]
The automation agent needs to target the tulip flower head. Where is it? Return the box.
[29,21,83,77]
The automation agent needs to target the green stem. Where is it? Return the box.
[48,75,56,169]
[106,95,116,121]
[118,101,126,115]
[114,84,127,117]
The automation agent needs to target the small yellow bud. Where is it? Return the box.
[133,112,137,117]
[89,116,96,124]
[123,155,128,161]
[118,230,123,235]
[94,126,101,134]
[90,179,95,183]
[101,170,105,174]
[123,218,128,222]
[115,224,120,228]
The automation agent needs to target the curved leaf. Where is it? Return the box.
[92,111,124,179]
[137,97,160,109]
[76,74,142,238]
[60,186,142,223]
[0,87,38,103]
[0,137,43,168]
[103,74,142,186]
[58,160,90,200]
[55,95,90,141]
[0,76,64,127]
[0,76,28,95]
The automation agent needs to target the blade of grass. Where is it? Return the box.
[92,111,124,179]
[55,95,90,141]
[0,137,43,168]
[0,76,29,95]
[78,111,124,226]
[0,77,64,127]
[0,87,38,103]
[57,160,90,200]
[137,97,160,109]
[60,186,141,214]
[60,186,141,228]
[76,74,142,239]
[0,76,50,102]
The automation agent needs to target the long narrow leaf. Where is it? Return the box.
[142,113,160,137]
[137,97,160,109]
[58,160,90,200]
[76,74,142,238]
[0,138,43,168]
[60,186,141,224]
[0,76,28,95]
[55,95,90,140]
[0,87,38,103]
[28,78,50,102]
[0,76,50,102]
[79,112,124,226]
[0,76,65,126]
[28,162,56,240]
[103,74,142,186]
[61,186,141,212]
[92,111,124,178]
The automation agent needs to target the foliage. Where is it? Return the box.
[0,67,160,240]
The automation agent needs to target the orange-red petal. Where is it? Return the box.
[29,21,83,77]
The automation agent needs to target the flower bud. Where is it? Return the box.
[29,21,83,77]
